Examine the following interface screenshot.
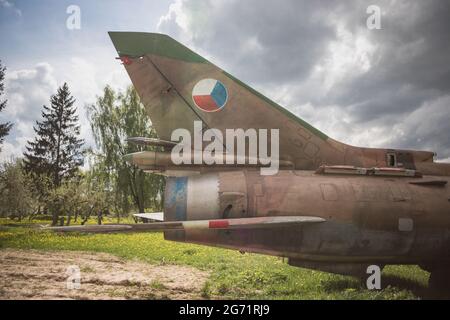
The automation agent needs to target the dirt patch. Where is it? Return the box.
[0,249,209,300]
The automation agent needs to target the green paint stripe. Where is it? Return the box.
[109,31,328,140]
[109,32,207,63]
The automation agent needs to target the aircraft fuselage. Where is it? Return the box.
[163,170,450,274]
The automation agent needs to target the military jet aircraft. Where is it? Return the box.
[52,32,450,291]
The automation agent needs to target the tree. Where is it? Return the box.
[45,176,109,226]
[88,86,164,215]
[0,60,12,148]
[0,159,36,220]
[23,83,84,188]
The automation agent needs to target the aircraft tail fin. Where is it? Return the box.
[108,31,338,168]
[109,31,443,173]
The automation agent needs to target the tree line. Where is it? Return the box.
[0,60,164,225]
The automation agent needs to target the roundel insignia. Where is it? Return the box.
[192,78,228,112]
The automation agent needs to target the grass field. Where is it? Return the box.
[0,218,432,299]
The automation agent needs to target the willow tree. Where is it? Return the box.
[88,86,164,215]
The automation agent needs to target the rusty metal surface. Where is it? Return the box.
[163,170,450,265]
[109,32,450,277]
[120,51,448,176]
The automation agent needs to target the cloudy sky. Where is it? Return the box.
[1,0,449,163]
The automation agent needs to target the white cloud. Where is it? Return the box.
[5,63,57,119]
[0,136,28,162]
[317,25,376,92]
[0,63,58,161]
[0,0,22,16]
[158,0,189,38]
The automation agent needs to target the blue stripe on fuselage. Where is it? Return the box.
[165,177,188,221]
[211,81,227,107]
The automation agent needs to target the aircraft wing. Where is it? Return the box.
[45,216,325,233]
[108,32,348,170]
[133,212,164,221]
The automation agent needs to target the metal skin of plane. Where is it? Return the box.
[52,32,450,292]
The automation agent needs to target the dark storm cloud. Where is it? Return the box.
[324,0,450,117]
[393,96,450,158]
[189,0,339,84]
[159,0,450,159]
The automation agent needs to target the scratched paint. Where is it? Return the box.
[165,177,188,221]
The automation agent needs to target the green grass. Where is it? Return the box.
[0,219,431,299]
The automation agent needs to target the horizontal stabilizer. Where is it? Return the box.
[133,212,164,221]
[46,216,325,234]
[127,137,177,149]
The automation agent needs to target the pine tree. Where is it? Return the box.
[24,83,84,187]
[0,60,13,147]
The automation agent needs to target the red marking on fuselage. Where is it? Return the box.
[209,220,229,229]
[121,56,132,65]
